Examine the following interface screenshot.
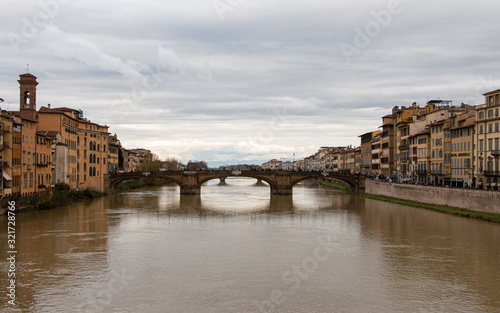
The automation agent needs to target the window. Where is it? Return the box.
[479,111,484,120]
[479,125,483,134]
[479,140,484,152]
[488,110,494,118]
[29,173,33,188]
[488,124,493,133]
[23,173,28,188]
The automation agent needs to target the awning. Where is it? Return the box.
[3,171,12,181]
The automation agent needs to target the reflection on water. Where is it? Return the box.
[1,178,499,312]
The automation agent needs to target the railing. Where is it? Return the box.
[416,170,428,175]
[430,171,445,175]
[491,149,500,156]
[398,144,409,150]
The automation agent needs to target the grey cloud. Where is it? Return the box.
[1,0,500,166]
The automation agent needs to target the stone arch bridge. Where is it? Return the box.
[104,171,365,195]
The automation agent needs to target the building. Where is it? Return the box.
[393,102,436,182]
[359,131,381,175]
[371,134,381,176]
[38,105,110,191]
[379,115,395,178]
[108,134,121,173]
[411,129,431,184]
[11,118,22,194]
[475,89,500,190]
[0,113,14,196]
[449,111,475,188]
[261,159,282,170]
[429,120,446,185]
[35,131,53,190]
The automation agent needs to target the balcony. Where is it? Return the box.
[483,171,500,176]
[416,170,428,175]
[491,149,500,156]
[0,161,9,167]
[398,144,410,150]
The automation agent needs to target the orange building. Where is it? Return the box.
[35,131,53,190]
[6,73,109,192]
[38,107,109,191]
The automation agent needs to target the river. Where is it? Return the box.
[1,178,500,312]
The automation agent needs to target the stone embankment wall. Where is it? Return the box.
[365,179,500,214]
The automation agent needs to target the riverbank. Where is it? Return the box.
[316,179,350,192]
[37,188,106,211]
[359,193,500,223]
[316,178,500,223]
[0,187,106,215]
[365,179,500,215]
[116,177,172,192]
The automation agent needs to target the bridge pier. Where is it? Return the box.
[271,186,293,195]
[220,177,226,183]
[180,185,201,195]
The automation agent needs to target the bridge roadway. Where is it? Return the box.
[104,170,365,195]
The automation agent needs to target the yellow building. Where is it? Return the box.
[108,134,121,173]
[429,120,445,185]
[475,89,500,190]
[35,131,53,190]
[379,115,395,178]
[0,113,14,196]
[449,111,475,188]
[38,106,110,191]
[393,102,435,182]
[411,130,430,184]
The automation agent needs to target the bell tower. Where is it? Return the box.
[18,73,38,120]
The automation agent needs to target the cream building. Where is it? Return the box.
[475,89,500,190]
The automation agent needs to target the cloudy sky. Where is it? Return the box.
[1,0,499,167]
